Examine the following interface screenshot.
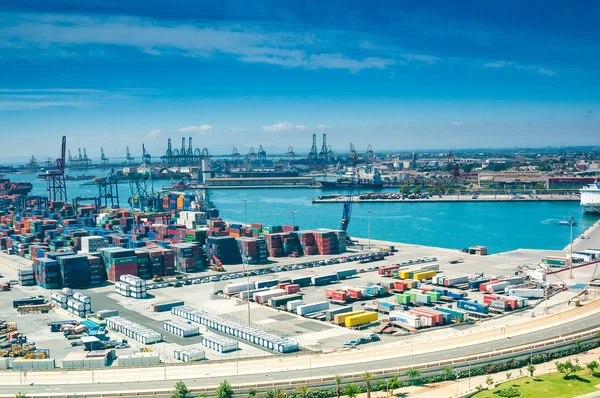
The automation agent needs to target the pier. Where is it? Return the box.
[312,193,580,203]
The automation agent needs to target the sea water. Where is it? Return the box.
[7,173,597,253]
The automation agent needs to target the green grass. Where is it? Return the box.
[473,371,600,398]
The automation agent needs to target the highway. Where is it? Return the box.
[2,298,600,397]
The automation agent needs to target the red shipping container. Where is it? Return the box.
[325,288,336,298]
[284,284,300,294]
[347,288,363,300]
[479,279,500,292]
[331,291,347,302]
[412,308,444,325]
[276,283,291,290]
[393,282,406,291]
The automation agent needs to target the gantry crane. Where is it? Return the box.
[339,152,359,239]
[39,136,67,202]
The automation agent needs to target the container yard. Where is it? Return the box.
[0,188,597,372]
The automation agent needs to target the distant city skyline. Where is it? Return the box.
[1,1,599,157]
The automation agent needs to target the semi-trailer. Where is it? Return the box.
[296,301,330,316]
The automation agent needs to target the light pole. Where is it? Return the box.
[367,209,372,249]
[163,342,167,380]
[244,255,252,325]
[569,215,574,279]
[291,210,297,229]
[243,199,248,227]
[493,327,496,351]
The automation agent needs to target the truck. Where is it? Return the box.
[311,274,338,287]
[12,296,45,309]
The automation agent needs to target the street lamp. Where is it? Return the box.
[569,215,574,279]
[244,255,252,325]
[243,199,248,227]
[291,210,297,228]
[367,210,372,249]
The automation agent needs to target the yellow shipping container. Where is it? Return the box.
[413,270,436,281]
[345,312,378,327]
[400,271,411,279]
[333,311,364,325]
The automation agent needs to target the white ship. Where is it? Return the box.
[580,182,600,214]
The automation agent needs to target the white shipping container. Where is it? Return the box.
[202,335,238,353]
[296,301,329,316]
[486,282,510,294]
[389,311,422,329]
[162,320,200,337]
[253,289,286,304]
[224,281,255,295]
[506,288,545,298]
[287,299,303,312]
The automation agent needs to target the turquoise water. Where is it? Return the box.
[5,172,598,253]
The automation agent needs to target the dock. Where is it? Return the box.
[312,193,580,203]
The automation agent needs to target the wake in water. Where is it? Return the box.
[541,218,561,224]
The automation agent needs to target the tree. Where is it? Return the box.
[401,185,410,194]
[15,394,27,398]
[485,376,494,389]
[587,361,599,375]
[407,368,420,385]
[198,394,207,398]
[475,385,484,393]
[216,381,234,398]
[274,389,286,398]
[334,375,343,398]
[248,388,257,398]
[172,381,189,398]
[506,372,512,380]
[362,371,374,398]
[556,360,581,379]
[387,375,400,390]
[344,383,360,398]
[527,363,536,378]
[413,186,421,194]
[295,386,311,398]
[448,187,456,195]
[443,367,454,381]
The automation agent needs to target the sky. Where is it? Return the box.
[1,1,599,161]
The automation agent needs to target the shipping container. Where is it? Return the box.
[336,268,357,280]
[311,274,338,286]
[153,301,184,312]
[324,306,353,322]
[486,282,510,294]
[268,293,303,308]
[333,311,364,325]
[389,311,421,329]
[345,312,378,327]
[296,301,330,316]
[162,320,200,337]
[202,335,238,353]
[287,299,303,312]
[505,288,544,298]
[457,300,489,314]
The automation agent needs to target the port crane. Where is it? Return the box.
[231,148,241,167]
[308,134,319,164]
[142,144,152,164]
[39,136,68,202]
[338,152,359,240]
[126,147,134,164]
[257,145,267,166]
[100,147,109,168]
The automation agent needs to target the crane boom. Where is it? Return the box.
[339,153,359,232]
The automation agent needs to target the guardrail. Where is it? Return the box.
[4,327,599,398]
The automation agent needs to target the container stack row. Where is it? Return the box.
[172,306,298,353]
[173,347,205,362]
[201,335,239,352]
[106,316,162,344]
[114,274,147,299]
[162,320,200,337]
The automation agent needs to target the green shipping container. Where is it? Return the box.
[425,291,441,301]
[113,256,138,265]
[395,294,410,304]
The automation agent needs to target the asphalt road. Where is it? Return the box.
[3,311,600,396]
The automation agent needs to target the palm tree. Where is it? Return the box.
[362,371,374,398]
[335,375,343,398]
[588,361,599,375]
[295,386,311,398]
[527,363,536,378]
[274,388,286,398]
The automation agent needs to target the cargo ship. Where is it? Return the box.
[318,180,384,190]
[0,178,33,196]
[580,182,600,215]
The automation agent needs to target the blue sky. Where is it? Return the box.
[1,1,599,160]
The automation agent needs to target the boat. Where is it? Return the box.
[580,182,600,215]
[0,178,33,196]
[65,174,96,181]
[558,219,577,226]
[318,180,384,190]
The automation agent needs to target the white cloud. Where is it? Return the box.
[179,125,212,133]
[263,121,311,132]
[449,121,464,126]
[484,61,512,68]
[1,13,394,72]
[317,124,332,130]
[146,128,161,138]
[537,68,556,76]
